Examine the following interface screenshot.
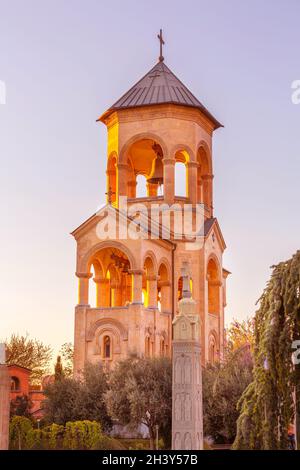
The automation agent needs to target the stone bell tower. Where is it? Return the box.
[172,263,203,450]
[72,31,228,374]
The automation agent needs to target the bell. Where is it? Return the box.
[147,155,163,185]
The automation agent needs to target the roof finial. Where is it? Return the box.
[157,29,165,62]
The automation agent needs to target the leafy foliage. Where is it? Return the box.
[43,363,112,432]
[106,356,172,449]
[10,394,32,418]
[226,318,255,354]
[6,334,52,383]
[54,356,64,381]
[202,345,253,443]
[9,418,122,450]
[233,251,300,450]
[59,342,74,377]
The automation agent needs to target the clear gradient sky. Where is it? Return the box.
[1,0,300,355]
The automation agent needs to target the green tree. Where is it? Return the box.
[59,342,73,377]
[202,345,253,443]
[106,356,172,449]
[9,416,33,450]
[6,334,52,383]
[233,251,300,450]
[43,377,82,424]
[43,364,112,432]
[54,356,64,382]
[10,395,32,419]
[226,318,255,354]
[78,363,112,432]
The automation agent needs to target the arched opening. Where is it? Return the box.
[143,256,157,308]
[106,154,117,204]
[125,139,164,198]
[158,262,171,312]
[87,246,132,308]
[197,146,212,207]
[208,333,218,364]
[207,258,221,315]
[175,150,189,197]
[103,335,111,359]
[11,376,20,391]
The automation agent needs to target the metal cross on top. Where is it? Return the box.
[157,29,165,62]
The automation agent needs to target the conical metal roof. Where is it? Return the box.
[99,61,222,129]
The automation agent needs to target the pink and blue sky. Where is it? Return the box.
[1,0,299,354]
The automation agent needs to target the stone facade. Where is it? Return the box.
[72,59,228,375]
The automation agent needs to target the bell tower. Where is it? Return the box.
[72,35,228,374]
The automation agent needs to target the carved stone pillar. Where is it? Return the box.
[76,272,92,306]
[163,158,175,204]
[172,266,203,450]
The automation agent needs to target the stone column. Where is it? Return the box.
[93,277,107,308]
[0,344,10,450]
[160,280,171,312]
[187,161,198,204]
[147,275,158,308]
[76,272,92,306]
[172,265,203,450]
[130,269,144,304]
[202,174,214,216]
[163,158,175,205]
[117,163,129,202]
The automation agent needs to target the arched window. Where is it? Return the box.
[11,376,20,391]
[103,335,111,359]
[160,339,165,356]
[207,258,220,315]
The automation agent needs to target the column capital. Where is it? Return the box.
[186,161,199,168]
[129,269,144,276]
[158,280,171,287]
[76,272,93,279]
[117,163,129,170]
[146,275,158,282]
[162,158,175,166]
[93,277,107,284]
[202,174,214,181]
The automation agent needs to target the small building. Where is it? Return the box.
[8,364,45,419]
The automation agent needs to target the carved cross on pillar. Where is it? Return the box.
[157,29,165,62]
